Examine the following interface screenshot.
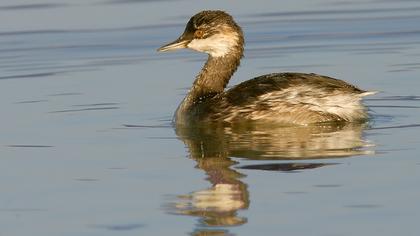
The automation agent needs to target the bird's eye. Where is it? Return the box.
[194,30,205,39]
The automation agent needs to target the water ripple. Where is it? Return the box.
[248,6,420,18]
[89,223,145,231]
[49,107,120,113]
[0,72,59,80]
[0,3,67,11]
[6,145,54,148]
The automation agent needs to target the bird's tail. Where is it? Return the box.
[360,91,379,97]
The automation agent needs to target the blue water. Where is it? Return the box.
[1,0,420,235]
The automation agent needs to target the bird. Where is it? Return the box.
[157,10,376,125]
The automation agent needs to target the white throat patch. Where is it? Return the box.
[187,31,240,57]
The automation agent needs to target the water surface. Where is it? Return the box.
[1,0,420,235]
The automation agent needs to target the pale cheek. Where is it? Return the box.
[187,35,238,57]
[187,39,213,53]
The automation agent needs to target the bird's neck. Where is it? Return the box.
[192,53,241,98]
[176,50,243,121]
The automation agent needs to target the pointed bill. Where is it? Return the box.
[157,37,190,52]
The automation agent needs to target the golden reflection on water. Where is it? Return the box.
[167,122,374,234]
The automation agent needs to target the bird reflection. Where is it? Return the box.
[167,122,374,234]
[173,156,248,227]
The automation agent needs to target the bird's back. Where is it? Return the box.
[187,73,374,125]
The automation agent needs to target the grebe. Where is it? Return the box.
[158,10,375,125]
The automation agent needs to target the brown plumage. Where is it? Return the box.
[158,10,375,125]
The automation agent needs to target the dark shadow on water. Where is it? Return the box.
[237,163,337,172]
[164,122,374,235]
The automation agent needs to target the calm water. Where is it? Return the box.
[1,0,420,235]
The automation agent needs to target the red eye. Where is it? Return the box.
[194,30,204,38]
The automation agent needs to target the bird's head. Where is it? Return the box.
[158,10,244,58]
